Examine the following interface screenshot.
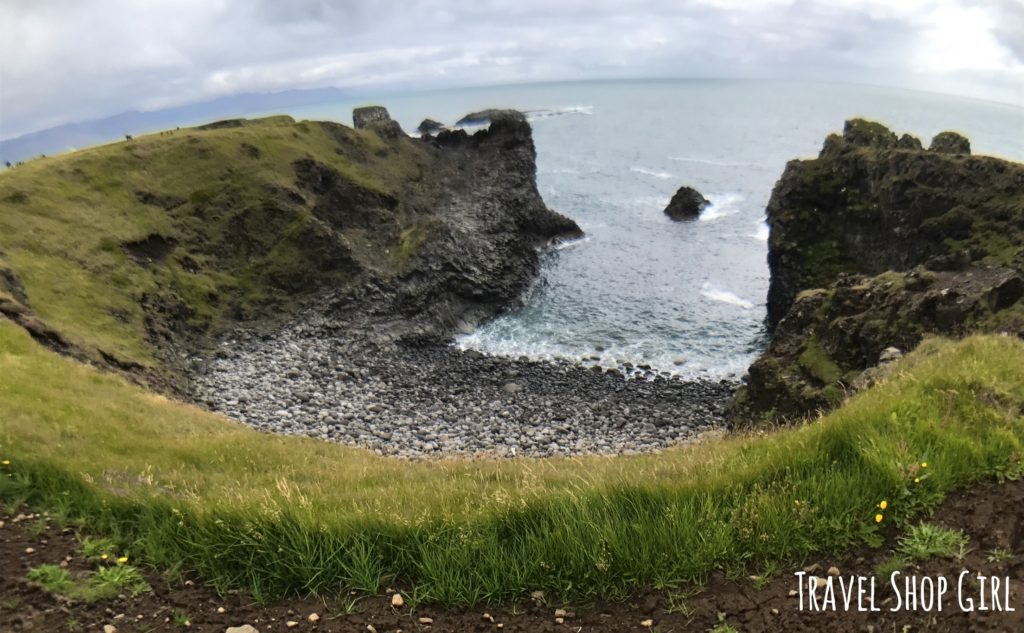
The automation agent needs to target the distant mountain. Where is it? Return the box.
[0,87,348,164]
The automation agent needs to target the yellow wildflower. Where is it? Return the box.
[117,556,128,565]
[914,477,921,484]
[879,500,888,510]
[921,462,928,468]
[1,459,9,466]
[875,514,884,523]
[100,553,109,561]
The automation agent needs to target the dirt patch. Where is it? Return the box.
[122,235,177,266]
[3,479,1021,633]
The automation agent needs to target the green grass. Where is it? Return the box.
[873,554,910,580]
[26,564,74,593]
[2,319,1024,605]
[0,116,433,378]
[986,548,1014,564]
[92,564,151,598]
[895,523,969,561]
[26,562,150,602]
[80,535,119,561]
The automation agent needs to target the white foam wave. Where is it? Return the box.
[699,192,744,222]
[668,156,762,168]
[454,333,755,380]
[700,282,754,309]
[630,166,672,179]
[525,105,594,120]
[752,221,769,241]
[551,235,591,250]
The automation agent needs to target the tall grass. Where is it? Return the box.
[2,321,1023,604]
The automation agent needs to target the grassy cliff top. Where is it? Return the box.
[0,116,436,386]
[2,318,1023,601]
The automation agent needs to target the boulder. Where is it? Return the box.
[841,118,898,149]
[663,186,710,221]
[929,131,971,155]
[417,119,445,135]
[352,106,392,129]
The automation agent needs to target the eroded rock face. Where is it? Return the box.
[310,107,583,342]
[352,105,392,129]
[734,119,1024,423]
[731,267,1024,421]
[765,118,1024,329]
[664,186,710,221]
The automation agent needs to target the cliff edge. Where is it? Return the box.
[0,108,581,392]
[733,119,1024,422]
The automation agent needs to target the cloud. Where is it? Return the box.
[1,0,1021,139]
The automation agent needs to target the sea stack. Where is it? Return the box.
[663,186,710,221]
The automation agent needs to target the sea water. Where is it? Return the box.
[285,79,1024,378]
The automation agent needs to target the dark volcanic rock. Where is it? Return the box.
[352,106,392,129]
[929,131,971,155]
[734,118,1024,423]
[765,118,1024,329]
[417,119,445,135]
[303,107,583,342]
[456,109,521,126]
[896,133,923,150]
[731,267,1024,421]
[664,186,710,221]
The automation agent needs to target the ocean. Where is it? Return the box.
[283,79,1024,378]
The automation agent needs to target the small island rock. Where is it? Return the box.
[456,109,521,126]
[417,119,445,135]
[663,186,710,221]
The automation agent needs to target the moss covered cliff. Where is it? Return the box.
[734,119,1024,423]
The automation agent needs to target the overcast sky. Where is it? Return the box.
[2,0,1022,139]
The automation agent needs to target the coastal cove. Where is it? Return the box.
[283,80,1024,378]
[2,80,1024,632]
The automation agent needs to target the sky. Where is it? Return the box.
[2,0,1023,140]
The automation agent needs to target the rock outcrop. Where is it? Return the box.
[0,108,581,391]
[663,186,710,221]
[929,131,971,155]
[456,109,520,126]
[734,119,1024,423]
[339,108,584,340]
[766,118,1024,329]
[417,118,445,135]
[352,106,392,128]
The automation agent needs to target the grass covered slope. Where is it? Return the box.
[2,319,1022,603]
[0,116,427,384]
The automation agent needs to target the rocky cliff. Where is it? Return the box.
[0,108,580,392]
[733,119,1024,422]
[766,119,1023,328]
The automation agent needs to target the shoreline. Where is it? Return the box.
[191,312,738,459]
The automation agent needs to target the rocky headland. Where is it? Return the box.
[731,119,1024,422]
